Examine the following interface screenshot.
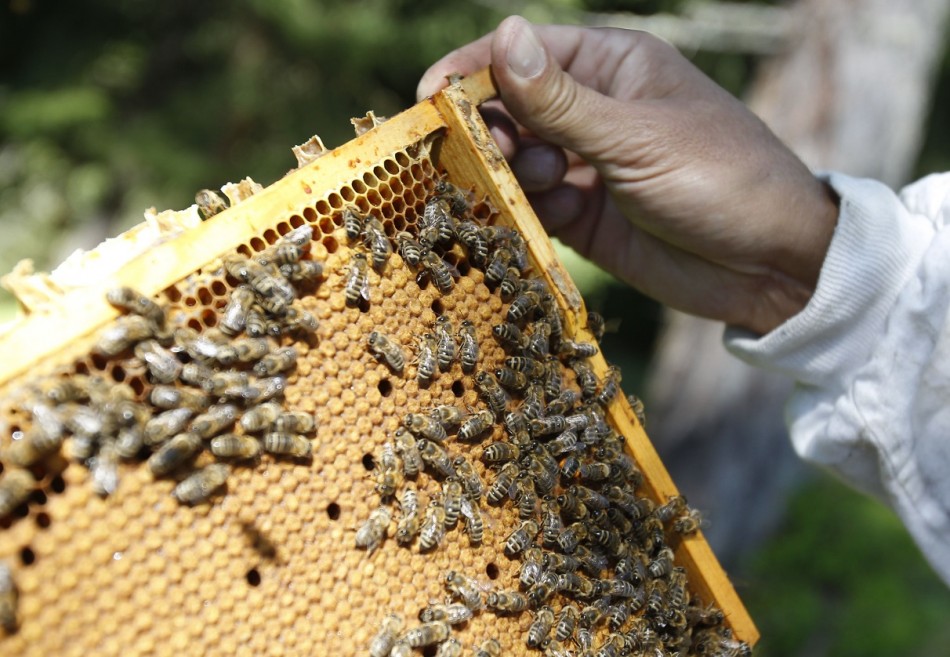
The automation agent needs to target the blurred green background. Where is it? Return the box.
[2,1,949,654]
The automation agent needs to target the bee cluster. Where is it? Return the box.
[0,223,323,516]
[0,140,748,653]
[349,183,749,657]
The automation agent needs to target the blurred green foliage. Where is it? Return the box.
[746,476,950,657]
[1,0,949,653]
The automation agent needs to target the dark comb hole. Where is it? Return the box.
[451,380,465,398]
[318,217,335,235]
[341,186,355,202]
[431,300,444,316]
[263,229,278,245]
[50,475,66,494]
[362,454,376,471]
[110,366,126,383]
[486,562,500,580]
[301,209,316,225]
[210,280,227,296]
[326,503,341,520]
[30,489,47,505]
[20,546,35,566]
[377,379,393,398]
[322,236,339,255]
[35,512,51,529]
[245,568,261,587]
[422,647,437,657]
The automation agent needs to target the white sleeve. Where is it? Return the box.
[724,171,950,585]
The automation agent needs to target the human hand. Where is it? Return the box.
[417,16,839,335]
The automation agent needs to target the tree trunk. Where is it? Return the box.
[645,0,950,568]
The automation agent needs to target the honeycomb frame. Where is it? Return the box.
[0,69,758,655]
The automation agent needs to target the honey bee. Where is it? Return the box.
[280,260,323,287]
[172,463,230,505]
[485,590,527,614]
[546,389,578,417]
[0,561,18,634]
[456,409,493,443]
[247,375,286,402]
[450,456,483,501]
[231,336,270,363]
[648,547,675,579]
[421,251,454,294]
[343,207,366,241]
[428,404,465,429]
[253,346,298,377]
[486,462,518,505]
[370,613,404,657]
[626,394,647,428]
[510,474,538,520]
[375,441,403,499]
[363,218,393,271]
[556,522,589,554]
[223,256,291,309]
[148,432,202,477]
[419,198,456,250]
[390,641,412,657]
[443,570,484,610]
[474,371,509,419]
[558,339,599,359]
[655,495,688,524]
[134,340,182,383]
[180,362,215,388]
[434,179,471,216]
[527,606,555,649]
[506,289,540,323]
[195,188,228,220]
[344,252,371,307]
[417,438,456,479]
[106,286,166,329]
[218,285,256,336]
[191,404,238,438]
[436,638,462,657]
[484,246,513,288]
[456,220,488,265]
[238,402,281,433]
[555,604,579,643]
[394,427,422,477]
[442,477,463,528]
[414,333,438,383]
[396,493,423,546]
[273,411,316,434]
[498,267,522,302]
[144,408,194,446]
[90,439,120,497]
[256,243,303,272]
[481,441,520,465]
[4,426,63,468]
[403,413,446,442]
[395,231,424,267]
[459,496,483,545]
[403,621,451,648]
[595,365,622,407]
[503,356,544,378]
[368,331,405,374]
[579,599,610,629]
[0,468,34,518]
[115,426,145,459]
[524,321,551,362]
[686,603,724,627]
[147,385,206,412]
[174,327,238,366]
[504,519,539,557]
[419,497,447,552]
[245,306,269,338]
[495,367,527,392]
[419,602,473,626]
[432,316,457,372]
[457,320,479,373]
[262,432,312,458]
[569,360,599,400]
[94,314,155,356]
[673,508,704,535]
[578,462,611,484]
[517,547,542,588]
[474,639,501,657]
[209,434,261,460]
[594,633,626,657]
[355,504,392,554]
[491,321,523,352]
[543,552,581,574]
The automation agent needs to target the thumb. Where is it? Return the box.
[491,17,624,165]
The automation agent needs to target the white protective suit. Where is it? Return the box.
[725,171,950,586]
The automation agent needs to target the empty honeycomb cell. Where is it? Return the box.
[327,192,343,210]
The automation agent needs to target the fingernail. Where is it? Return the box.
[506,20,545,79]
